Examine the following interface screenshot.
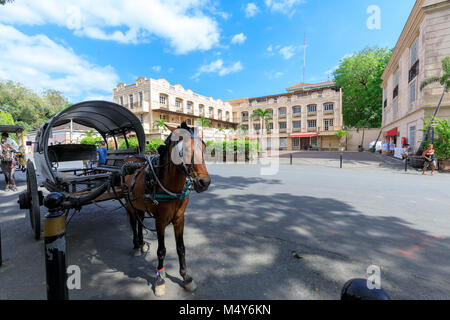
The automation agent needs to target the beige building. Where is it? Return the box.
[381,0,450,152]
[227,81,344,150]
[113,76,237,142]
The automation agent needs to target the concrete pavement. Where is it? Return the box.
[0,160,449,299]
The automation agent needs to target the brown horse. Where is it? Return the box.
[0,144,17,191]
[121,122,211,296]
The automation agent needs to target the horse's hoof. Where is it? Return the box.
[184,280,197,292]
[131,248,142,257]
[155,284,166,297]
[140,243,149,253]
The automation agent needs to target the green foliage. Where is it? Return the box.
[80,136,103,145]
[421,57,450,92]
[252,108,273,134]
[206,139,259,160]
[0,80,69,132]
[334,129,349,138]
[333,47,392,128]
[146,139,165,154]
[0,111,15,125]
[421,118,450,159]
[118,136,139,149]
[195,117,212,128]
[153,119,167,130]
[0,0,14,5]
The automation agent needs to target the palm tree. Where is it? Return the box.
[335,129,350,151]
[0,0,15,5]
[417,56,450,155]
[195,116,212,138]
[251,108,273,135]
[81,129,98,138]
[153,119,168,133]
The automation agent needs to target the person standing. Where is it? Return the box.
[1,132,19,191]
[422,144,436,175]
[96,141,108,166]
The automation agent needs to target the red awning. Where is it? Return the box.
[289,133,319,138]
[383,127,398,137]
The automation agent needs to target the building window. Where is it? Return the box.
[293,106,301,114]
[292,138,300,147]
[129,94,134,108]
[120,96,123,106]
[393,100,398,116]
[176,99,182,109]
[293,121,301,129]
[199,104,204,113]
[308,120,317,128]
[140,114,143,123]
[410,81,416,103]
[208,107,214,117]
[242,112,249,120]
[254,124,261,131]
[280,137,287,148]
[159,95,166,105]
[409,125,416,152]
[410,39,418,66]
[307,105,317,112]
[393,71,399,99]
[139,92,143,107]
[267,138,272,149]
[311,136,318,147]
[279,122,287,129]
[324,119,333,131]
[187,119,192,125]
[269,122,273,130]
[279,108,287,116]
[324,103,334,111]
[187,102,193,111]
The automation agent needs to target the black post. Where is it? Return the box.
[340,154,343,168]
[405,157,408,172]
[290,153,293,165]
[43,193,68,300]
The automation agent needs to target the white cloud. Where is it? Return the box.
[279,45,296,59]
[192,59,243,79]
[244,3,260,18]
[231,33,247,45]
[0,24,118,102]
[265,0,306,16]
[152,65,162,72]
[265,71,284,80]
[0,0,221,54]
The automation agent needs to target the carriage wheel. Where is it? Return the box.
[26,161,41,240]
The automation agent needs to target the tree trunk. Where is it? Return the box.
[416,88,446,155]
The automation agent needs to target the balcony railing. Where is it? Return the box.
[409,60,419,83]
[279,114,287,119]
[323,126,335,132]
[292,112,302,118]
[292,127,301,132]
[323,110,334,115]
[242,117,249,122]
[307,112,317,117]
[307,127,317,132]
[279,128,287,133]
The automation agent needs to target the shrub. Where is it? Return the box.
[146,139,165,154]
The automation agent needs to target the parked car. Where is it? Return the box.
[369,140,382,152]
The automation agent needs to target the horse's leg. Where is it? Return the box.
[173,218,197,292]
[137,210,149,253]
[155,219,167,297]
[126,205,141,256]
[4,167,10,190]
[10,165,16,190]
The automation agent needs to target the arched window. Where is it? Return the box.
[324,103,334,111]
[307,104,317,113]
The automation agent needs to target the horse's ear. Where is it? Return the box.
[165,124,177,133]
[180,122,190,130]
[157,144,167,155]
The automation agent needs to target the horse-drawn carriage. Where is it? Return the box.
[17,100,146,240]
[17,100,210,296]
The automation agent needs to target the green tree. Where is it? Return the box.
[333,47,392,129]
[42,89,69,117]
[153,118,168,133]
[417,56,450,155]
[251,108,273,134]
[0,0,14,5]
[195,116,212,138]
[0,110,15,125]
[335,129,350,151]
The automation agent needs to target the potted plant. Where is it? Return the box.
[335,129,349,151]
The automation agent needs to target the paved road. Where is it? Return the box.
[0,161,449,299]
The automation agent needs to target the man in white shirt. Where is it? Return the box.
[1,132,19,191]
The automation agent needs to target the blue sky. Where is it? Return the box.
[0,0,415,103]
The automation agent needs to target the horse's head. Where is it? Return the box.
[159,122,211,193]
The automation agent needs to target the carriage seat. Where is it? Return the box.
[97,147,140,173]
[55,171,111,184]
